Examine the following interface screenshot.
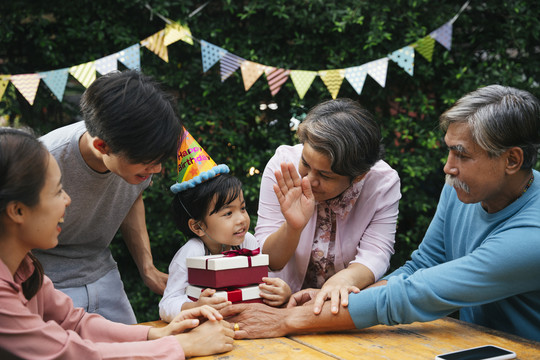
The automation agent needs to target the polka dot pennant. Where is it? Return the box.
[388,46,415,76]
[39,68,69,101]
[117,44,141,70]
[241,61,265,91]
[95,54,118,75]
[345,65,368,95]
[365,58,389,88]
[290,70,317,99]
[429,21,453,51]
[201,40,227,73]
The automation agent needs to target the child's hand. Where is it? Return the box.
[196,288,232,310]
[259,277,292,307]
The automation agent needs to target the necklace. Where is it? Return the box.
[519,173,534,198]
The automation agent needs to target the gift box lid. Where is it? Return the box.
[186,253,269,271]
[186,284,261,302]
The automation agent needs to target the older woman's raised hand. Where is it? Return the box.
[273,162,316,230]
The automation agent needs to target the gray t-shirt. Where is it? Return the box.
[35,121,151,288]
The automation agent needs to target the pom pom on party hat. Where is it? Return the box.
[170,127,229,193]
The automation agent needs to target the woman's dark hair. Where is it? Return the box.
[0,127,48,299]
[172,174,243,238]
[81,70,182,164]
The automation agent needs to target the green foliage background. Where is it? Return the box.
[1,0,539,322]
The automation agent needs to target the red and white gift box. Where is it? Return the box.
[186,284,263,304]
[186,250,269,288]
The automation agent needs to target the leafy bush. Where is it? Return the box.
[2,0,539,322]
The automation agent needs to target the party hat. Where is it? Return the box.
[170,127,229,193]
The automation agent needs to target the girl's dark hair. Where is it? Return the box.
[0,127,48,299]
[172,173,243,238]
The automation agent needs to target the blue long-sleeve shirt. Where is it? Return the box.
[349,170,540,341]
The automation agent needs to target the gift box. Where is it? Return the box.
[186,284,264,304]
[187,251,269,288]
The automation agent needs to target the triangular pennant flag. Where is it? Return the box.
[164,21,194,46]
[10,74,41,105]
[265,67,290,96]
[415,35,436,62]
[318,69,345,99]
[365,58,389,88]
[200,40,227,73]
[240,61,265,91]
[388,46,415,76]
[141,29,168,62]
[69,61,96,88]
[429,21,453,50]
[95,54,118,75]
[290,70,317,99]
[39,68,69,101]
[345,65,368,95]
[220,53,245,82]
[117,44,141,70]
[0,76,10,101]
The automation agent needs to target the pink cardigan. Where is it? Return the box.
[255,144,401,293]
[0,256,183,360]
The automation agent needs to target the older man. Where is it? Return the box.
[223,85,540,342]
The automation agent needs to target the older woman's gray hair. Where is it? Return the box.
[297,98,383,179]
[440,85,540,169]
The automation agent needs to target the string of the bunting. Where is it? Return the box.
[0,1,469,106]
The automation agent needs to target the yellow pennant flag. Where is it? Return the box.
[69,61,96,88]
[141,29,169,62]
[0,75,10,101]
[240,61,265,91]
[164,22,194,46]
[10,74,41,105]
[318,69,345,99]
[414,35,436,63]
[290,70,317,99]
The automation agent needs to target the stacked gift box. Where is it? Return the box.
[186,249,268,304]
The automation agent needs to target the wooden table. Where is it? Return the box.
[140,317,540,359]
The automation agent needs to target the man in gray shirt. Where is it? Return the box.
[36,70,182,324]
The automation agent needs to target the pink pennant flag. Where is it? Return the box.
[265,67,290,96]
[141,29,169,62]
[10,74,41,105]
[240,61,265,91]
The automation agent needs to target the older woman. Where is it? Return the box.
[0,128,234,359]
[256,98,401,314]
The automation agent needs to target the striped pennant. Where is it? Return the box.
[365,58,389,88]
[290,70,317,99]
[220,53,245,82]
[164,22,194,46]
[69,61,96,88]
[0,75,9,101]
[39,68,69,101]
[117,44,141,70]
[95,54,118,75]
[141,29,168,63]
[265,67,290,96]
[240,61,265,91]
[318,69,345,99]
[10,74,41,105]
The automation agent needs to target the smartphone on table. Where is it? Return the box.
[435,345,516,360]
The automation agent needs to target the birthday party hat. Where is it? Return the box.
[170,127,229,193]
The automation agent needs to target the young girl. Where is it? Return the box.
[159,173,291,323]
[0,128,234,359]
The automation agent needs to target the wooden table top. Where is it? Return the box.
[140,317,540,359]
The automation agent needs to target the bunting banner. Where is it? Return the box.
[10,74,41,105]
[1,2,468,106]
[39,68,69,101]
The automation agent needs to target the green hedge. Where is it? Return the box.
[2,0,539,322]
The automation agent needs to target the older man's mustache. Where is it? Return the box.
[446,174,470,194]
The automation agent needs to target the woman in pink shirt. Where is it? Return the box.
[255,98,401,315]
[0,128,234,359]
